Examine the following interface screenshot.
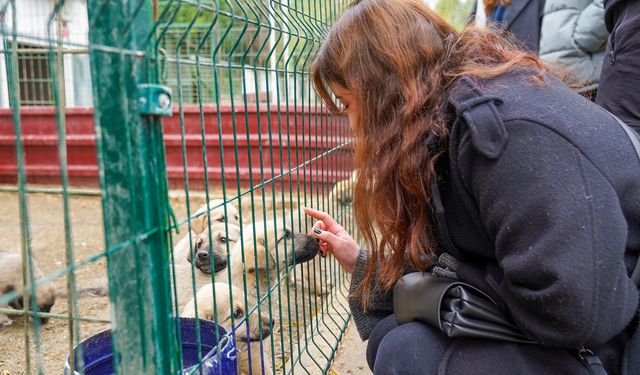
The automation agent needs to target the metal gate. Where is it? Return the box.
[0,0,355,373]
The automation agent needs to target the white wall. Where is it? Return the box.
[1,0,92,108]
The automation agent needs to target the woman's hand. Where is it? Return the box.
[304,207,360,273]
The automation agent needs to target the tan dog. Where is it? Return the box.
[228,220,320,303]
[0,251,56,327]
[181,282,273,375]
[190,199,240,234]
[181,282,271,341]
[225,221,320,374]
[187,223,242,275]
[173,223,241,312]
[290,255,334,297]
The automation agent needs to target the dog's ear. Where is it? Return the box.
[226,224,241,246]
[203,310,214,321]
[242,238,259,274]
[244,237,276,274]
[257,229,280,271]
[191,214,208,235]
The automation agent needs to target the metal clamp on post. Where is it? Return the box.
[137,84,173,117]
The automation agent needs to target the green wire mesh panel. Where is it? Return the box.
[0,0,355,374]
[156,0,355,374]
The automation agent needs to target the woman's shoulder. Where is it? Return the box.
[448,71,615,133]
[447,72,626,163]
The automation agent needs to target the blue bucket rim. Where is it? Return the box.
[63,317,236,375]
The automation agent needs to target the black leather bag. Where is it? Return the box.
[393,272,613,375]
[393,272,534,344]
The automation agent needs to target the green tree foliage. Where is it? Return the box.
[154,1,340,103]
[435,0,474,30]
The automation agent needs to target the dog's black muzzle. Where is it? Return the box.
[241,320,272,342]
[194,250,227,274]
[289,234,320,265]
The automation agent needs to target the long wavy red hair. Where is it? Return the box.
[312,0,548,310]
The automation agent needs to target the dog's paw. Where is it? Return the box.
[0,314,13,328]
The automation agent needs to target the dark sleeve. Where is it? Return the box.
[458,121,638,347]
[348,248,394,341]
[603,0,624,32]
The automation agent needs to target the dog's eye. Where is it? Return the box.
[233,308,244,319]
[195,238,203,249]
[216,216,225,223]
[219,234,227,244]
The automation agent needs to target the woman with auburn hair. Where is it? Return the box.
[304,0,640,374]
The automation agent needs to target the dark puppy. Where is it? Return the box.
[0,251,56,327]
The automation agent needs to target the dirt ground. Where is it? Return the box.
[329,321,368,375]
[0,188,369,375]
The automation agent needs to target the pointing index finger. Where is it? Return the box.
[303,207,339,227]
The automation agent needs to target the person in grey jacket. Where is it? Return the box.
[539,0,608,97]
[307,0,640,374]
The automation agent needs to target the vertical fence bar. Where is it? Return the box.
[46,2,85,373]
[86,0,178,373]
[3,2,41,373]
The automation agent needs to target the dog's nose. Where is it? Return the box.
[197,251,209,262]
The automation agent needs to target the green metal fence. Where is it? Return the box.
[0,0,355,374]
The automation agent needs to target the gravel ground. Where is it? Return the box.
[328,321,369,375]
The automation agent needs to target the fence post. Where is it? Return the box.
[86,1,178,373]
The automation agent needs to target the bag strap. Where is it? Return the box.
[577,347,609,375]
[610,115,640,287]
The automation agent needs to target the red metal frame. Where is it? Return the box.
[0,105,353,191]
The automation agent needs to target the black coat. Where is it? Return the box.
[596,0,640,132]
[437,71,640,375]
[348,69,640,375]
[470,0,545,53]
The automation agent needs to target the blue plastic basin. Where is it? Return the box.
[64,317,237,375]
